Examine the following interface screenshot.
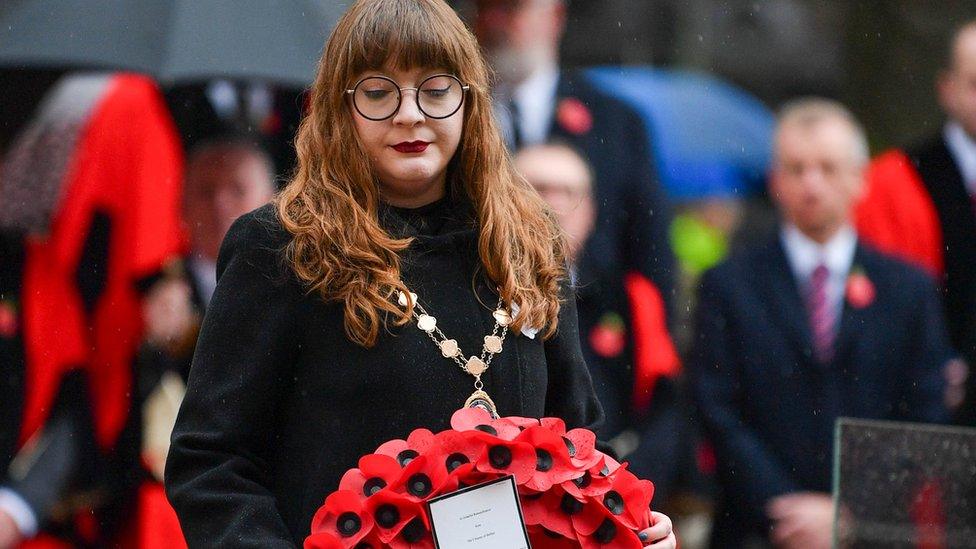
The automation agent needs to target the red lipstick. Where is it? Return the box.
[392,141,430,153]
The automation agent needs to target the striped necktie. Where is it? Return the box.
[807,264,836,363]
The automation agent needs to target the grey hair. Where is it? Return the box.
[775,97,870,166]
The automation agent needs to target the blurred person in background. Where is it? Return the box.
[132,130,276,549]
[165,82,305,182]
[515,143,683,505]
[0,71,183,548]
[690,98,952,549]
[471,0,677,339]
[856,20,976,425]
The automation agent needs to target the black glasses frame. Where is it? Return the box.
[345,74,470,121]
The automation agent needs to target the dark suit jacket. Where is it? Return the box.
[908,136,976,424]
[689,233,950,547]
[547,70,675,315]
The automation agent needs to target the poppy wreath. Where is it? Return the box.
[305,408,656,549]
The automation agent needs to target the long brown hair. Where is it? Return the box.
[276,0,567,347]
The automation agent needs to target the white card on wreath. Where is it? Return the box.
[426,475,530,549]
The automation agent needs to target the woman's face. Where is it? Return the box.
[349,66,465,208]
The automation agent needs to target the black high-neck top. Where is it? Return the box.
[165,202,602,548]
[383,194,454,236]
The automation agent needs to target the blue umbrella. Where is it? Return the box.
[584,66,774,202]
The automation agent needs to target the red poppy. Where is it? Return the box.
[561,457,620,500]
[471,432,537,485]
[528,526,581,549]
[0,301,17,338]
[449,407,521,440]
[505,415,545,429]
[565,428,603,470]
[846,269,876,309]
[307,490,374,548]
[339,453,403,500]
[375,429,437,467]
[575,502,643,549]
[596,468,655,531]
[589,312,627,358]
[540,417,567,435]
[521,484,616,542]
[388,516,435,549]
[388,455,453,504]
[328,530,383,549]
[364,490,422,543]
[432,430,493,479]
[556,97,594,136]
[516,426,578,492]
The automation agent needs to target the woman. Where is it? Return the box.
[164,1,676,547]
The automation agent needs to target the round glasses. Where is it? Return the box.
[345,74,470,121]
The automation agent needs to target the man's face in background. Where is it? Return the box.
[770,117,865,243]
[940,25,976,139]
[514,144,595,263]
[183,143,275,260]
[472,0,565,85]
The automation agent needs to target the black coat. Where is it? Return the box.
[164,201,603,548]
[907,136,976,424]
[689,234,950,548]
[549,70,676,316]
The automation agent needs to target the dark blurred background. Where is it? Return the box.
[455,0,976,150]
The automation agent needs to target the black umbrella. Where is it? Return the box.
[0,0,349,86]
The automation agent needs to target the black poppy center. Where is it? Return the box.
[603,491,624,515]
[535,449,553,472]
[402,517,427,542]
[445,453,470,473]
[573,472,592,488]
[336,512,362,537]
[562,436,577,457]
[559,493,584,515]
[594,517,618,543]
[375,504,400,528]
[397,449,419,467]
[488,445,513,468]
[353,543,374,549]
[363,477,387,497]
[474,424,498,436]
[407,473,433,498]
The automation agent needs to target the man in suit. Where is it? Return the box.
[855,21,976,424]
[471,0,675,317]
[515,144,682,503]
[691,98,952,549]
[129,131,276,548]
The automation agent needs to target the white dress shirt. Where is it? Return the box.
[187,255,218,308]
[943,121,976,196]
[494,64,560,148]
[0,487,38,538]
[780,224,858,323]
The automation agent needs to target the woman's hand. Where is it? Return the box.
[638,511,676,548]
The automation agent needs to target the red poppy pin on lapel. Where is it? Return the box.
[589,312,626,358]
[0,299,18,338]
[556,97,593,136]
[845,268,875,309]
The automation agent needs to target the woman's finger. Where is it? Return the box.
[638,511,675,546]
[639,532,676,548]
